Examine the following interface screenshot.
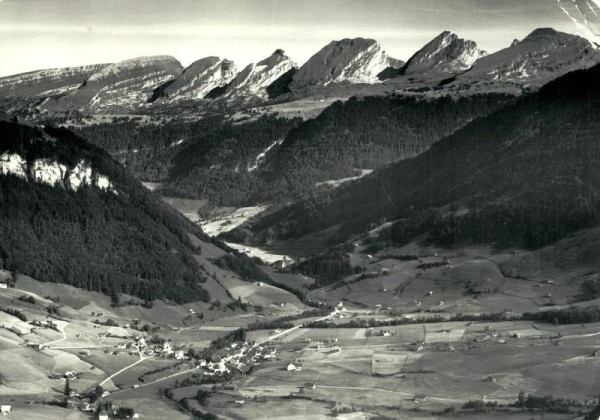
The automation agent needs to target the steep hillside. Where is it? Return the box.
[257,93,514,198]
[0,119,213,303]
[160,93,512,206]
[161,116,303,206]
[242,64,600,250]
[290,38,402,91]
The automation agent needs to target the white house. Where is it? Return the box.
[287,363,298,371]
[162,342,173,354]
[1,405,11,415]
[174,350,185,360]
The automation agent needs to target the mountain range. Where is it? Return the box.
[2,26,600,305]
[1,28,598,117]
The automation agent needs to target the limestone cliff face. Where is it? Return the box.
[161,57,237,101]
[290,38,402,90]
[401,31,486,76]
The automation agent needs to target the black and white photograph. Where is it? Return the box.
[1,0,600,419]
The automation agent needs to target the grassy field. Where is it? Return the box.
[1,236,599,419]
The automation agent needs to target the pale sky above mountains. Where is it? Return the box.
[1,0,599,76]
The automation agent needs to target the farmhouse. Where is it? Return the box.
[161,341,174,356]
[0,405,11,415]
[414,394,428,403]
[27,342,44,350]
[287,363,302,371]
[0,281,7,289]
[174,350,185,360]
[304,382,316,389]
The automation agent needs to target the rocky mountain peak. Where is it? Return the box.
[290,37,401,90]
[401,31,486,76]
[217,51,296,101]
[459,27,599,86]
[161,56,237,101]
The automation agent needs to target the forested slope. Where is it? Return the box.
[242,64,600,250]
[0,121,212,303]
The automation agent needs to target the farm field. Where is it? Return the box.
[1,239,600,419]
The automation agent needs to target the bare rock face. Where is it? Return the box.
[459,28,599,86]
[218,50,296,102]
[401,31,486,76]
[1,151,115,192]
[0,64,109,112]
[160,57,237,101]
[289,38,402,90]
[44,56,183,114]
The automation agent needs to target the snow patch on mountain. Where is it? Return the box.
[0,152,115,192]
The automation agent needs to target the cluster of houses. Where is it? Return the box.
[132,337,186,360]
[196,342,279,377]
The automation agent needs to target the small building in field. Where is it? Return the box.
[0,282,7,289]
[287,363,298,371]
[414,394,427,403]
[174,350,185,360]
[235,400,245,405]
[1,405,11,415]
[304,382,316,389]
[27,342,44,350]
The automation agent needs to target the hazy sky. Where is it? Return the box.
[0,0,595,76]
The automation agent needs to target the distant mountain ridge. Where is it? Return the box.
[454,27,598,88]
[45,55,183,114]
[0,28,598,116]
